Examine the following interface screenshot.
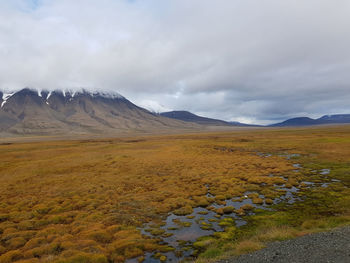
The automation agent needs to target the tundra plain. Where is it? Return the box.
[0,126,349,262]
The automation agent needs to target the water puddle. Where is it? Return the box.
[320,169,331,175]
[130,153,339,262]
[278,153,301,160]
[136,189,300,261]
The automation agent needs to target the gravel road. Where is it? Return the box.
[217,226,350,263]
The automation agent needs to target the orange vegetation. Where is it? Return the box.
[0,125,350,262]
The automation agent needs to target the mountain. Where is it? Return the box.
[271,114,350,127]
[160,111,256,126]
[270,117,318,127]
[0,88,198,135]
[160,111,229,126]
[318,114,350,123]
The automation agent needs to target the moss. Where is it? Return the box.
[198,211,209,215]
[0,245,6,254]
[173,205,193,216]
[7,237,27,250]
[216,208,224,215]
[182,221,192,227]
[88,230,113,243]
[161,232,173,238]
[241,204,254,210]
[213,231,232,240]
[265,198,274,205]
[252,197,264,205]
[194,196,210,207]
[1,126,350,262]
[0,250,23,263]
[58,253,108,263]
[234,240,265,254]
[218,218,235,228]
[200,248,222,259]
[145,228,165,236]
[159,246,175,252]
[193,237,216,249]
[200,222,213,230]
[159,255,167,262]
[215,195,226,201]
[223,206,235,214]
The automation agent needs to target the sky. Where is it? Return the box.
[0,0,349,124]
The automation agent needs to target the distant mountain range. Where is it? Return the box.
[160,111,350,127]
[160,111,256,127]
[270,115,350,127]
[1,88,349,136]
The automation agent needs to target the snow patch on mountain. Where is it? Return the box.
[1,92,14,108]
[137,99,172,113]
[82,89,125,99]
[1,88,125,102]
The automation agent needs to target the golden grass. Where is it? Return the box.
[255,226,298,242]
[0,125,349,262]
[234,240,265,254]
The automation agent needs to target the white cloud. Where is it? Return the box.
[0,0,350,124]
[136,99,172,113]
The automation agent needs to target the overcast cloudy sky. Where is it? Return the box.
[0,0,349,124]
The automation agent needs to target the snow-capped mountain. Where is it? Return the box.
[1,88,124,108]
[0,88,197,135]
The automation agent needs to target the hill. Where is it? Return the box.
[271,114,350,127]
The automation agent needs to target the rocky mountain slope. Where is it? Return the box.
[0,88,197,135]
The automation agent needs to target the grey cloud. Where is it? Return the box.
[0,0,350,124]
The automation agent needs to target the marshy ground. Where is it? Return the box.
[0,126,349,262]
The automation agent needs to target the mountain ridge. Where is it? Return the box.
[160,111,257,127]
[270,114,350,127]
[1,88,350,136]
[0,88,198,135]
